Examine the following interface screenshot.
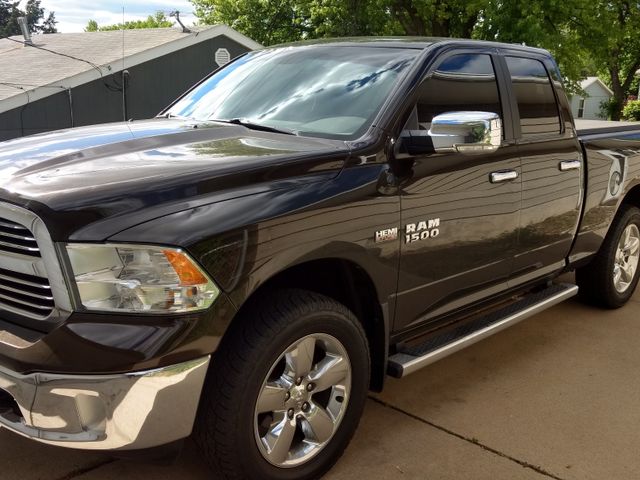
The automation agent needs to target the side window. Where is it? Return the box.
[415,53,502,130]
[505,56,561,137]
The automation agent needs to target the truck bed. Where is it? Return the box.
[575,119,640,137]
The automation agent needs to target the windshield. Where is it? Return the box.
[165,46,418,139]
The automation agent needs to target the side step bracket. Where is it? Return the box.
[387,283,578,378]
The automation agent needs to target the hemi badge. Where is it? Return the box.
[375,227,398,243]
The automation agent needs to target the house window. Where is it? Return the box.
[578,97,585,118]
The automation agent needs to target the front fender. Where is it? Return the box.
[109,165,401,311]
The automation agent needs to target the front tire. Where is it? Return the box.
[195,289,370,480]
[577,205,640,308]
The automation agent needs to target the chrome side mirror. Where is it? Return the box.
[428,111,502,155]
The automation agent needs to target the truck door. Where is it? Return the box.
[501,54,582,285]
[394,51,522,331]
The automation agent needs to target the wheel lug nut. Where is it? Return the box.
[295,377,302,386]
[302,402,310,412]
[306,382,315,392]
[284,392,290,401]
[287,408,294,419]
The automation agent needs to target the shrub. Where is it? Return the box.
[622,100,640,121]
[600,98,621,120]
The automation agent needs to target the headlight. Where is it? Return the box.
[66,244,219,313]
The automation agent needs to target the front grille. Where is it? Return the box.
[0,218,40,257]
[0,209,57,319]
[0,267,54,316]
[0,202,71,323]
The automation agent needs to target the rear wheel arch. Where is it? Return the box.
[622,183,640,210]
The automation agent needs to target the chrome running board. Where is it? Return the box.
[387,283,578,378]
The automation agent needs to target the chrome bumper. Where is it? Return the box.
[0,356,210,450]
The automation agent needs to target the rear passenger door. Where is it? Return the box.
[501,54,583,285]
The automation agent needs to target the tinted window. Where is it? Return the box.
[166,46,418,140]
[415,53,502,129]
[505,56,561,137]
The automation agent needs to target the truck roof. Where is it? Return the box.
[269,37,551,55]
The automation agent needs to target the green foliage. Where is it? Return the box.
[190,0,640,119]
[385,0,487,37]
[189,0,487,46]
[85,12,173,32]
[0,0,57,37]
[572,1,640,120]
[191,0,309,46]
[622,100,640,121]
[473,0,589,93]
[85,20,98,32]
[600,98,621,121]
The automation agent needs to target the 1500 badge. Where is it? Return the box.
[405,218,440,244]
[375,218,441,244]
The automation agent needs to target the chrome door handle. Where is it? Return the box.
[490,170,518,183]
[559,160,581,171]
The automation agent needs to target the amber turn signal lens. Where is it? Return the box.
[163,250,208,286]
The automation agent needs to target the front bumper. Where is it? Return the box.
[0,356,209,450]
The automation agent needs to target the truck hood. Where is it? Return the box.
[0,119,347,240]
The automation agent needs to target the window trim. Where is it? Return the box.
[577,97,585,118]
[499,52,565,143]
[399,47,515,143]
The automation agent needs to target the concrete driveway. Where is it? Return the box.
[3,283,640,480]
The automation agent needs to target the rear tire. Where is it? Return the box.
[576,205,640,308]
[195,289,370,480]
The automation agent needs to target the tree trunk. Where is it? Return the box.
[609,67,625,121]
[389,0,427,36]
[461,13,479,38]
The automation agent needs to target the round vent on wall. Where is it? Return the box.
[215,48,231,67]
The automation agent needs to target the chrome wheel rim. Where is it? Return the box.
[253,333,352,468]
[614,224,640,293]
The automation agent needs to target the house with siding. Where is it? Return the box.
[570,77,613,120]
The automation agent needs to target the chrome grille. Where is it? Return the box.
[0,203,71,322]
[0,267,54,316]
[0,219,40,257]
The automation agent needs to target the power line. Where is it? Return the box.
[0,81,67,89]
[1,35,124,97]
[1,36,104,78]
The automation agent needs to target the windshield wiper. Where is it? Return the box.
[210,118,296,136]
[158,113,193,120]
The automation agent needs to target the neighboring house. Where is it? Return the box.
[570,77,613,120]
[0,25,261,141]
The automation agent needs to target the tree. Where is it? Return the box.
[85,12,174,32]
[190,0,640,118]
[475,0,640,119]
[0,0,57,37]
[382,0,487,37]
[190,0,488,45]
[575,1,640,120]
[40,11,57,33]
[191,0,309,46]
[85,19,98,32]
[474,0,590,93]
[303,0,394,38]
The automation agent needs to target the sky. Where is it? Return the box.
[19,0,197,33]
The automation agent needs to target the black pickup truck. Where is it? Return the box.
[0,37,639,480]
